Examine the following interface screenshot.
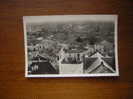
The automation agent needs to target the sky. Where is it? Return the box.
[23,15,118,24]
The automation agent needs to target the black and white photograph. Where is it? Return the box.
[23,15,119,77]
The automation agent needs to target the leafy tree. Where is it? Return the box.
[76,36,83,43]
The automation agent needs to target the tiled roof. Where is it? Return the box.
[84,52,115,73]
[102,58,116,70]
[31,54,48,61]
[83,58,97,70]
[65,47,88,53]
[89,64,114,73]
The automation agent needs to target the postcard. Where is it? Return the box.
[23,15,119,77]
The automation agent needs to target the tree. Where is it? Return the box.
[87,34,98,45]
[76,36,83,43]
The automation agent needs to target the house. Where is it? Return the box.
[58,47,86,74]
[34,39,57,51]
[84,52,115,74]
[28,54,58,74]
[59,47,88,64]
